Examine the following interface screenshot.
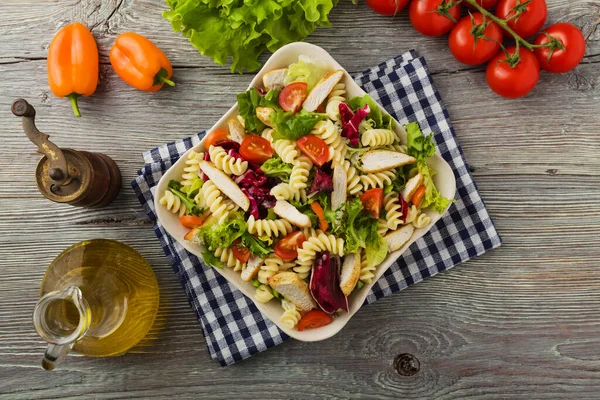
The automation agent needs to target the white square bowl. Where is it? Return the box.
[154,42,456,342]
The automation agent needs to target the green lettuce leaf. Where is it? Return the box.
[260,157,293,182]
[202,249,223,268]
[285,56,329,90]
[406,122,435,161]
[405,122,454,213]
[241,232,272,259]
[270,109,324,141]
[347,94,394,130]
[163,0,339,73]
[181,177,204,197]
[199,212,246,251]
[168,180,203,216]
[337,198,388,267]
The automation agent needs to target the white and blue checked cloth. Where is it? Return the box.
[132,50,502,366]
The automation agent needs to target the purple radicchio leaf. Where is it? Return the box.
[309,252,348,314]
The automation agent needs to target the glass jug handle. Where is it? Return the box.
[33,286,91,371]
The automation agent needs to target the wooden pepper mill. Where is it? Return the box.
[12,99,121,208]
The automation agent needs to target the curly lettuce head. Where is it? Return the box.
[163,0,339,73]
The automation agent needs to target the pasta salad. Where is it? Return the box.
[159,55,453,331]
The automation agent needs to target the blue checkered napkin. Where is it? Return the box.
[132,50,501,366]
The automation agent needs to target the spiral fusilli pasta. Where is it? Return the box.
[254,284,274,303]
[208,145,248,176]
[387,144,408,154]
[310,120,346,165]
[377,218,389,237]
[361,129,397,147]
[261,128,298,164]
[360,170,397,190]
[405,205,418,224]
[384,191,404,230]
[201,180,238,222]
[359,251,376,283]
[214,247,245,271]
[325,83,346,121]
[340,159,362,195]
[412,212,431,229]
[159,190,186,217]
[270,183,308,203]
[289,155,312,190]
[181,150,204,187]
[247,215,294,238]
[258,254,281,284]
[280,299,302,329]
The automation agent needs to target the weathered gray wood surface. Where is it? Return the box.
[1,0,599,398]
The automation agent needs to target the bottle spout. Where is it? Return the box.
[33,286,91,370]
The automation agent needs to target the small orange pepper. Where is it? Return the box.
[310,202,329,232]
[110,32,174,92]
[47,22,99,117]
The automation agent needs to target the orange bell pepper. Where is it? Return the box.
[47,22,99,117]
[110,32,174,92]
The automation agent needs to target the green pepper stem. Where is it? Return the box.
[160,77,175,87]
[67,93,81,117]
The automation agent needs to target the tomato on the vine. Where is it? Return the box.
[366,0,410,15]
[449,13,503,65]
[495,0,547,38]
[533,23,586,73]
[486,46,540,98]
[409,0,461,37]
[465,0,499,10]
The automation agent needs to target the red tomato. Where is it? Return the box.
[274,231,307,261]
[465,0,498,9]
[204,128,229,150]
[179,215,204,229]
[449,13,503,65]
[239,135,273,164]
[486,46,540,98]
[297,310,334,331]
[296,135,329,167]
[360,188,384,219]
[495,0,547,38]
[533,23,586,73]
[231,244,251,263]
[366,0,410,15]
[409,0,461,37]
[279,82,308,114]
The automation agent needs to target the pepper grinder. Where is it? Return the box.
[11,99,121,208]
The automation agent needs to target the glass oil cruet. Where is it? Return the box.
[33,239,160,370]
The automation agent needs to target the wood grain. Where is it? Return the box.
[1,0,600,398]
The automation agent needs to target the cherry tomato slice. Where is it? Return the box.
[274,231,307,261]
[296,135,329,167]
[360,188,384,219]
[231,243,251,263]
[297,310,334,331]
[411,185,427,208]
[204,128,229,150]
[279,82,308,114]
[240,135,273,164]
[179,215,205,229]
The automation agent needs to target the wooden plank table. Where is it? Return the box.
[1,0,599,398]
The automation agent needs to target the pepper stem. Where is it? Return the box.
[68,93,81,117]
[160,76,175,87]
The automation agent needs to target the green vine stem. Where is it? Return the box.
[461,0,548,51]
